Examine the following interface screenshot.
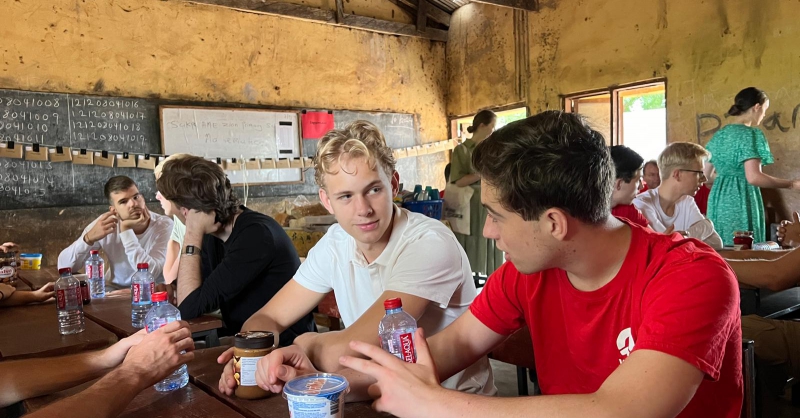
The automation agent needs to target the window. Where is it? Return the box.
[563,81,666,161]
[450,105,529,141]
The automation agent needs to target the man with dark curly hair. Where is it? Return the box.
[156,156,314,343]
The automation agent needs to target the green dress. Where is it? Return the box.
[706,124,774,245]
[450,138,504,277]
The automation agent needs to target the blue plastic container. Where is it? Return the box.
[402,199,443,220]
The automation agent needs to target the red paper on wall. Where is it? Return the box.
[301,111,335,139]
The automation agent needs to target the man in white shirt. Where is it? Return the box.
[216,120,494,396]
[634,142,723,249]
[58,176,173,288]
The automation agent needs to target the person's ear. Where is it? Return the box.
[391,171,400,196]
[614,178,624,191]
[542,208,569,242]
[319,188,335,215]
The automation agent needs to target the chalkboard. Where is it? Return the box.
[0,88,433,209]
[0,89,160,210]
[161,106,302,185]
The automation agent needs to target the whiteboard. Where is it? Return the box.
[160,106,302,185]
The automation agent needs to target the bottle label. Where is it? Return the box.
[56,289,66,309]
[81,285,90,301]
[132,283,141,303]
[150,282,155,294]
[75,287,84,307]
[234,355,263,387]
[87,265,94,278]
[97,264,104,279]
[399,332,416,363]
[0,266,15,279]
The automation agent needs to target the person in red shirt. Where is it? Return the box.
[694,184,711,215]
[322,111,740,418]
[609,145,650,228]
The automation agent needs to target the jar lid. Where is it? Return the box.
[234,331,275,349]
[733,230,753,236]
[283,373,349,398]
[58,267,72,275]
[20,253,42,257]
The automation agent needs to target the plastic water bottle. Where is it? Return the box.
[131,263,154,329]
[379,297,417,363]
[145,291,189,392]
[55,268,85,335]
[85,250,105,299]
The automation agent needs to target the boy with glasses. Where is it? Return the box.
[634,142,723,248]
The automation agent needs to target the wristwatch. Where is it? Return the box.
[182,245,199,256]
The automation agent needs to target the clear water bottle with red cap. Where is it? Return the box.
[379,297,417,363]
[85,249,105,299]
[55,267,85,335]
[145,291,189,392]
[131,262,154,329]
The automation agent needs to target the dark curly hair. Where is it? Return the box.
[472,110,613,224]
[156,155,241,225]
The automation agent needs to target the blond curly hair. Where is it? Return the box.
[313,120,396,188]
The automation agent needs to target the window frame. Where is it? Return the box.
[561,78,667,146]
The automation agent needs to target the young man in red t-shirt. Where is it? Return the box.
[259,111,743,418]
[609,145,650,228]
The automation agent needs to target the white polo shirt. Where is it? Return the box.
[294,206,495,395]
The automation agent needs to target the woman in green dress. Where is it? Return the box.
[705,87,800,245]
[450,110,504,277]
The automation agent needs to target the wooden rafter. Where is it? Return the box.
[171,0,449,42]
[470,0,538,12]
[416,0,428,32]
[386,0,451,27]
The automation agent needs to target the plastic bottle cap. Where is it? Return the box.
[90,250,99,255]
[151,291,168,303]
[137,263,149,269]
[384,297,402,310]
[58,267,72,275]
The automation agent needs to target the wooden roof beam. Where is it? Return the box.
[386,0,451,27]
[469,0,538,12]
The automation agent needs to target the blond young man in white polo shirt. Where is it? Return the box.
[217,120,494,396]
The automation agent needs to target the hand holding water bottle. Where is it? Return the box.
[118,320,195,391]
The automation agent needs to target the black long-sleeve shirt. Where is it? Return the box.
[179,207,315,346]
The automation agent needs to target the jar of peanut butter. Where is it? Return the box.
[233,331,275,399]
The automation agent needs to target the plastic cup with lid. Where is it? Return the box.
[283,373,349,418]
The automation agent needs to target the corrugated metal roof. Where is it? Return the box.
[429,0,469,14]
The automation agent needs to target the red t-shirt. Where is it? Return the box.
[611,204,649,228]
[470,222,742,418]
[694,184,710,215]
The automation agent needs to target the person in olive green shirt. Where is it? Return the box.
[705,87,800,245]
[450,110,503,277]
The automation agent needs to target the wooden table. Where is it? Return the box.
[187,346,386,418]
[17,265,59,290]
[0,301,117,361]
[24,380,246,418]
[82,293,223,346]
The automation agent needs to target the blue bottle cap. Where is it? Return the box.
[20,253,42,257]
